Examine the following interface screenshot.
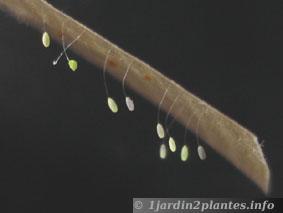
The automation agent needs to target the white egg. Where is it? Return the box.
[125,96,134,111]
[156,123,165,139]
[197,145,207,160]
[159,144,167,159]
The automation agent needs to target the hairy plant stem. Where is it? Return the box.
[0,0,270,193]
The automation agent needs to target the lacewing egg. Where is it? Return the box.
[42,32,50,48]
[156,123,165,139]
[168,137,176,152]
[197,145,207,160]
[159,144,167,159]
[181,145,189,162]
[68,59,78,71]
[125,96,134,112]
[107,97,118,113]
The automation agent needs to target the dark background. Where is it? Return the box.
[0,0,282,211]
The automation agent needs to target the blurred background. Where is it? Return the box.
[0,0,282,211]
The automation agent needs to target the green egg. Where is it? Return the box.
[68,59,78,71]
[42,32,50,48]
[168,137,176,152]
[107,97,118,113]
[181,145,189,162]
